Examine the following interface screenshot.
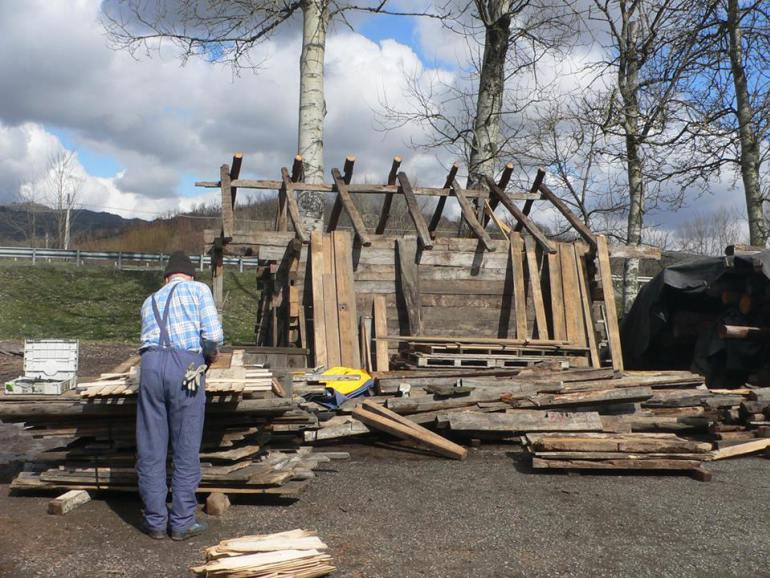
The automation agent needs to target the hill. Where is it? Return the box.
[0,262,258,344]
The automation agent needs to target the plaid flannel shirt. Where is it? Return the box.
[140,278,223,353]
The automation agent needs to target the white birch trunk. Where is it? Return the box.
[467,3,511,192]
[298,0,328,230]
[727,0,767,246]
[621,19,644,314]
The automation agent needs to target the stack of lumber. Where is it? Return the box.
[525,432,714,480]
[191,529,334,577]
[78,350,276,397]
[0,352,341,498]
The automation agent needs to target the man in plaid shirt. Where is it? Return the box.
[136,251,223,541]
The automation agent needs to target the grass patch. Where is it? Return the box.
[0,262,258,344]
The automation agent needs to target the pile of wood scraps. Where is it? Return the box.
[191,529,334,577]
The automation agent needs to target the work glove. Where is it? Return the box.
[183,363,207,392]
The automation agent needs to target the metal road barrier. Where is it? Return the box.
[0,246,260,271]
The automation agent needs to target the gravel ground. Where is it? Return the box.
[0,443,768,578]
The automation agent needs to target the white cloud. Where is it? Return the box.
[0,0,461,219]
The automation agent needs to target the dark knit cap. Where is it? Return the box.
[164,251,196,279]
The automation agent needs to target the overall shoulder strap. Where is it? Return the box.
[151,283,181,348]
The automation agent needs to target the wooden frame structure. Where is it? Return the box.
[198,154,661,372]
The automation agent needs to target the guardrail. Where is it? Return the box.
[0,246,260,271]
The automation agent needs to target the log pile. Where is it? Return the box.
[191,529,334,577]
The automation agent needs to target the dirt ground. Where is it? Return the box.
[1,344,769,577]
[0,445,768,578]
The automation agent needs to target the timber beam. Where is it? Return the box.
[485,176,556,254]
[375,156,402,234]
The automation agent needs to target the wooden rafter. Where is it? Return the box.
[329,167,372,246]
[428,162,459,235]
[537,180,597,251]
[220,164,233,239]
[485,176,555,254]
[375,156,401,234]
[396,172,433,250]
[514,168,545,232]
[280,167,307,243]
[327,156,356,232]
[451,179,495,251]
[482,163,514,227]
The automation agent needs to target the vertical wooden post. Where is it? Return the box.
[212,243,224,315]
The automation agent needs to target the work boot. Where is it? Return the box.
[170,520,208,541]
[140,522,166,540]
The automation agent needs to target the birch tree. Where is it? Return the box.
[102,0,442,229]
[587,0,714,312]
[681,1,770,246]
[45,151,82,250]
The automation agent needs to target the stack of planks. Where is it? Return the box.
[1,352,344,498]
[191,529,334,577]
[526,432,714,480]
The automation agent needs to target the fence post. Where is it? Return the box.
[32,248,36,265]
[118,252,123,270]
[76,250,81,266]
[200,254,204,270]
[239,257,243,273]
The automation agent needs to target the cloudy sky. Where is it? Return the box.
[0,0,748,235]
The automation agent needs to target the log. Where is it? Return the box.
[717,324,770,340]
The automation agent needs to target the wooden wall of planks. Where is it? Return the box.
[223,229,624,372]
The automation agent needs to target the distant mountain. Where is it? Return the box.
[0,204,145,246]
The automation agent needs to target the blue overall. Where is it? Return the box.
[136,284,206,533]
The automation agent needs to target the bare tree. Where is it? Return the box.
[45,151,82,250]
[379,0,575,191]
[678,1,770,246]
[586,1,715,312]
[521,96,627,236]
[674,206,747,256]
[102,0,444,230]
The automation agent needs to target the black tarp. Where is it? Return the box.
[620,251,770,385]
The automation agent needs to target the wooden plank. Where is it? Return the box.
[447,411,603,432]
[524,236,548,339]
[281,167,307,243]
[198,178,540,200]
[220,164,234,239]
[596,235,624,371]
[309,231,327,367]
[396,237,422,335]
[322,234,341,367]
[575,247,600,367]
[48,489,90,515]
[486,176,555,253]
[560,243,585,347]
[397,172,433,249]
[609,244,661,260]
[452,179,495,251]
[375,156,402,234]
[352,403,467,460]
[360,315,373,372]
[547,246,566,340]
[531,457,704,471]
[537,181,597,250]
[333,231,360,368]
[509,232,528,339]
[530,435,712,454]
[711,438,770,460]
[372,295,390,372]
[328,167,372,246]
[428,162,459,234]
